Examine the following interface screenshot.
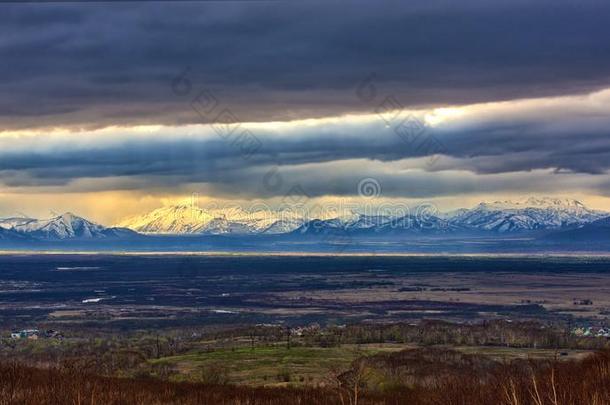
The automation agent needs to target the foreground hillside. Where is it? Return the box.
[2,319,609,404]
[1,348,609,404]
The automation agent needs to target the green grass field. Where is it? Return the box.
[150,343,594,387]
[150,344,404,386]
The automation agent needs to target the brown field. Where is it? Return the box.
[278,271,610,321]
[1,348,609,404]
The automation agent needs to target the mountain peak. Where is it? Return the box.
[524,197,585,208]
[116,204,217,234]
[477,197,588,211]
[0,211,127,240]
[115,204,308,235]
[57,212,80,222]
[456,197,605,233]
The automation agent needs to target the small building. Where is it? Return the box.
[10,329,40,339]
[572,327,586,337]
[572,326,610,338]
[597,328,610,338]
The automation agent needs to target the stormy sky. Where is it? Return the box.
[2,0,610,223]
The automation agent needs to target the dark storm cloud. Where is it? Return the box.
[3,0,610,129]
[2,86,610,198]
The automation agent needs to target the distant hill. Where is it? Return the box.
[0,227,32,241]
[292,213,460,237]
[544,216,610,242]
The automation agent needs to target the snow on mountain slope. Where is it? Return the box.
[295,212,460,237]
[116,204,217,234]
[344,213,394,230]
[114,197,607,236]
[205,206,304,234]
[545,216,610,242]
[0,217,37,230]
[450,197,606,232]
[4,213,135,240]
[292,198,606,236]
[293,211,441,236]
[262,218,308,234]
[480,197,594,213]
[116,204,307,235]
[438,208,469,220]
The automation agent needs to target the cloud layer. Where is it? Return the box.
[3,1,610,220]
[2,89,610,199]
[3,1,610,129]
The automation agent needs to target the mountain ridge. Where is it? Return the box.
[1,197,607,245]
[116,204,307,235]
[0,212,137,240]
[112,197,608,236]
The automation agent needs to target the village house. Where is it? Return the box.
[10,329,39,340]
[9,329,64,340]
[572,326,610,338]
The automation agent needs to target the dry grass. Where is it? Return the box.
[1,349,609,404]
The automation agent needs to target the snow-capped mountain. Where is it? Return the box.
[545,216,610,242]
[475,197,596,214]
[115,197,607,237]
[209,206,305,234]
[0,216,37,230]
[0,213,136,240]
[294,212,389,235]
[116,204,307,235]
[262,218,308,234]
[372,214,458,234]
[449,197,606,233]
[0,197,608,249]
[116,205,217,234]
[292,197,606,236]
[293,211,458,236]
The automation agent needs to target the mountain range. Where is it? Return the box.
[0,197,608,246]
[444,197,605,233]
[116,197,608,237]
[0,212,136,241]
[115,204,307,235]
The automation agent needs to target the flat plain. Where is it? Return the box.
[1,254,609,330]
